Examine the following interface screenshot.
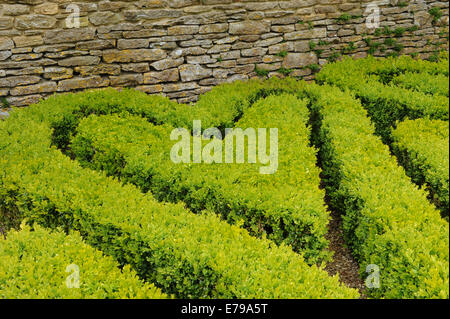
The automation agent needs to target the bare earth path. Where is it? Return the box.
[323,201,367,298]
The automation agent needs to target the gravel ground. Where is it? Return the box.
[324,205,367,298]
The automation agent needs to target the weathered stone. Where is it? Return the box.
[0,111,9,120]
[15,15,57,30]
[76,40,114,51]
[33,44,75,54]
[11,53,43,62]
[199,24,229,34]
[0,51,12,61]
[89,12,121,26]
[144,68,180,84]
[58,56,101,67]
[0,37,14,50]
[103,49,167,63]
[75,64,121,76]
[241,47,268,57]
[229,21,270,35]
[6,67,43,76]
[34,3,59,15]
[0,17,14,30]
[179,64,212,82]
[110,74,144,86]
[122,63,150,73]
[0,75,41,87]
[219,50,240,60]
[13,35,44,48]
[186,55,217,64]
[123,29,167,39]
[43,67,73,80]
[151,57,185,71]
[0,0,444,106]
[117,39,150,50]
[10,82,57,96]
[284,28,327,40]
[44,28,96,44]
[57,76,110,92]
[1,4,30,16]
[163,82,199,93]
[207,44,231,54]
[168,25,199,35]
[283,52,318,69]
[124,10,182,21]
[7,95,42,107]
[136,85,164,94]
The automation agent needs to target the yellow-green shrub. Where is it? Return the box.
[0,88,357,299]
[392,72,449,97]
[0,224,166,299]
[305,83,449,299]
[70,94,330,263]
[316,54,449,143]
[391,119,449,217]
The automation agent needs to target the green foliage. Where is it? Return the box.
[276,51,288,58]
[308,64,321,73]
[317,54,449,143]
[392,119,449,217]
[277,67,293,76]
[0,81,357,299]
[254,65,270,77]
[70,93,331,264]
[336,13,352,22]
[327,49,341,63]
[0,97,10,109]
[336,14,362,23]
[1,56,449,299]
[341,42,356,54]
[429,7,443,25]
[305,83,449,299]
[392,72,449,97]
[0,224,166,299]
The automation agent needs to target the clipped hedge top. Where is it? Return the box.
[0,224,166,299]
[316,54,449,143]
[392,72,449,97]
[391,118,449,215]
[305,83,449,299]
[70,93,330,263]
[0,79,358,299]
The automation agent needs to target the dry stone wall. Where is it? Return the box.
[0,0,449,108]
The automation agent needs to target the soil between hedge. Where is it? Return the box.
[323,196,367,298]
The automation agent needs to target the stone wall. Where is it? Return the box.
[0,0,448,108]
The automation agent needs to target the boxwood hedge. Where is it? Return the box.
[0,224,166,299]
[392,72,449,97]
[0,68,448,299]
[391,119,449,217]
[0,83,357,299]
[316,54,449,143]
[70,94,330,264]
[305,83,449,299]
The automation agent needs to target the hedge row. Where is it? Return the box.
[392,72,449,97]
[0,224,166,299]
[304,83,449,299]
[391,119,449,217]
[316,54,449,143]
[70,94,330,264]
[30,80,270,152]
[0,91,358,299]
